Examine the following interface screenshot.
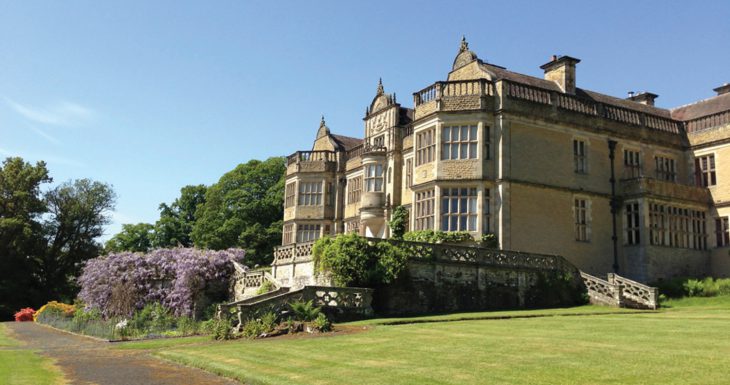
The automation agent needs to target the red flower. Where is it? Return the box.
[14,308,36,322]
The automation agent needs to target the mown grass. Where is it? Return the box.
[143,297,730,385]
[344,304,634,326]
[0,323,66,385]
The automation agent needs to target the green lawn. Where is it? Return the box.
[135,297,730,385]
[0,323,66,385]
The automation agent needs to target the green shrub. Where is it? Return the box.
[313,313,332,332]
[211,318,234,340]
[373,241,407,285]
[241,312,277,339]
[177,316,199,336]
[480,233,499,248]
[130,303,175,333]
[388,206,409,240]
[313,233,408,287]
[652,277,730,298]
[289,300,321,322]
[256,280,275,295]
[403,230,474,244]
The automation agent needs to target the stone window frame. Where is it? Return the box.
[372,134,385,148]
[440,187,478,232]
[717,217,730,248]
[347,175,362,204]
[573,137,589,174]
[282,223,294,245]
[622,147,642,179]
[416,127,436,166]
[573,196,591,242]
[440,124,478,160]
[326,182,334,206]
[414,189,435,230]
[296,224,321,243]
[695,153,717,187]
[405,157,413,189]
[298,181,322,206]
[285,182,296,208]
[345,219,360,234]
[483,188,492,235]
[648,202,707,250]
[654,154,677,182]
[625,201,641,245]
[364,163,384,192]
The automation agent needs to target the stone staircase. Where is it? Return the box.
[580,271,659,310]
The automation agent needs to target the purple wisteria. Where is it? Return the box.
[78,248,245,317]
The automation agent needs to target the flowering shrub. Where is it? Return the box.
[78,248,244,317]
[14,308,35,322]
[34,301,76,321]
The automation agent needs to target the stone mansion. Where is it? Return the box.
[280,38,730,283]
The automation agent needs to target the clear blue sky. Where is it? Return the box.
[1,1,728,239]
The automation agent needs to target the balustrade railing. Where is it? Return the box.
[608,273,659,310]
[273,241,315,264]
[504,80,683,135]
[580,272,620,307]
[685,109,730,133]
[222,286,373,324]
[286,151,337,166]
[275,238,573,273]
[345,143,364,159]
[414,79,494,106]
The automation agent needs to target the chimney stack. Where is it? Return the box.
[627,91,659,106]
[540,55,580,94]
[714,83,730,96]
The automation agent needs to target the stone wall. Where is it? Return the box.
[373,258,584,316]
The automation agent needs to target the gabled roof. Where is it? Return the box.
[671,92,730,121]
[332,134,363,151]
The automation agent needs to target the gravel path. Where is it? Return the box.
[6,322,240,385]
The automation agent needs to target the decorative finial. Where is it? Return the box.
[377,78,384,95]
[460,35,468,52]
[320,115,325,127]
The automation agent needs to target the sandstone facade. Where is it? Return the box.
[280,37,730,283]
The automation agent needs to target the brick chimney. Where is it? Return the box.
[713,83,730,96]
[627,91,659,106]
[540,55,580,94]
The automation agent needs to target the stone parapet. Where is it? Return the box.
[619,177,711,204]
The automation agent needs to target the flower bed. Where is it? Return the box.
[14,308,35,322]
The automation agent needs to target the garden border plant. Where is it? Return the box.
[312,233,407,288]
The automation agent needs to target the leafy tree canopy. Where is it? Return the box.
[0,157,115,319]
[105,223,155,253]
[153,184,207,248]
[192,157,285,266]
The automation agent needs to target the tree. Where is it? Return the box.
[192,157,285,266]
[153,184,207,248]
[0,157,52,318]
[105,223,155,253]
[0,158,115,319]
[39,179,116,300]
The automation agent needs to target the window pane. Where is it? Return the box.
[470,125,477,140]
